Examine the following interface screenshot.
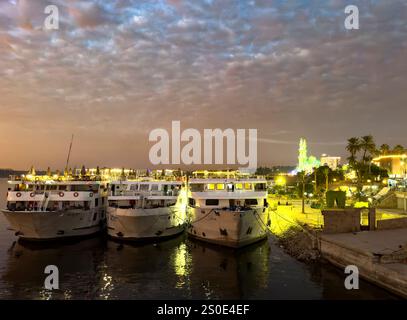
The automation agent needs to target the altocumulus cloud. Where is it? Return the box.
[0,0,406,168]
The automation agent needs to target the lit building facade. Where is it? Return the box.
[320,154,341,170]
[372,155,407,178]
[297,138,320,174]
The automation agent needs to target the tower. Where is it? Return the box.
[298,138,308,172]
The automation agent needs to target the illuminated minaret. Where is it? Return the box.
[297,138,320,174]
[298,138,308,172]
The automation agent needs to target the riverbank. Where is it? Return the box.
[318,228,407,298]
[275,225,320,263]
[268,203,407,299]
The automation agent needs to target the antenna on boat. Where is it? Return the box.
[65,134,74,173]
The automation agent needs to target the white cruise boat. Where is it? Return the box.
[2,173,108,241]
[107,179,186,241]
[187,171,270,248]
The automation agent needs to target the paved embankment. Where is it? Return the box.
[319,228,407,298]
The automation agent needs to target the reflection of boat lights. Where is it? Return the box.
[100,273,114,300]
[39,288,53,300]
[175,189,188,222]
[174,243,188,277]
[64,290,72,300]
[172,243,192,288]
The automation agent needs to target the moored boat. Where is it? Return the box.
[107,178,186,241]
[2,171,108,241]
[187,170,270,248]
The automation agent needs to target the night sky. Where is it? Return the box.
[0,0,406,169]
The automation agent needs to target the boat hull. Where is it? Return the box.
[1,209,106,241]
[187,207,269,248]
[106,206,185,241]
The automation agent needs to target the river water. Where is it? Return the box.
[0,179,398,299]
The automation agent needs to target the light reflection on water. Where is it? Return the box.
[0,179,399,300]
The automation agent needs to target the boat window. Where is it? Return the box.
[226,183,234,192]
[58,185,67,191]
[190,184,204,192]
[109,201,118,208]
[140,184,149,191]
[71,185,92,191]
[245,199,258,206]
[244,183,252,190]
[254,183,266,191]
[207,184,215,190]
[130,184,139,191]
[206,199,219,206]
[151,184,159,191]
[216,184,225,190]
[235,183,243,190]
[188,198,196,207]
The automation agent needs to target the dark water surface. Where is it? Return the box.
[0,179,398,299]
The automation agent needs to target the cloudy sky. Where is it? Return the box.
[0,0,406,170]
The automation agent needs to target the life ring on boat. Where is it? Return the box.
[16,192,22,198]
[89,192,94,197]
[59,192,65,197]
[30,192,35,198]
[73,192,79,198]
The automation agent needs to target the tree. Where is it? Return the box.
[323,166,329,191]
[379,144,390,155]
[360,135,376,164]
[346,135,377,199]
[346,137,360,165]
[392,144,405,155]
[298,171,306,213]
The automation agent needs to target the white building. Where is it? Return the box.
[320,154,341,170]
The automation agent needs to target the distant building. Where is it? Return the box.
[372,155,407,178]
[297,138,320,174]
[320,154,341,170]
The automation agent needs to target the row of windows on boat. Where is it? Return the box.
[10,184,104,192]
[189,183,266,192]
[188,198,267,207]
[7,198,105,211]
[112,184,180,192]
[7,199,176,211]
[109,200,177,209]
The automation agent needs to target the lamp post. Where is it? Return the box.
[299,171,306,214]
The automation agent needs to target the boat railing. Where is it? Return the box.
[111,190,179,197]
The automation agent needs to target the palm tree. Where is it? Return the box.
[379,144,390,155]
[323,166,330,191]
[298,171,306,213]
[346,137,360,165]
[360,135,376,164]
[392,144,405,155]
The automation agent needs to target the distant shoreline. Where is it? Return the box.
[0,170,26,178]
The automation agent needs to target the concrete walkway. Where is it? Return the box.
[377,208,407,216]
[319,228,407,298]
[321,228,407,257]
